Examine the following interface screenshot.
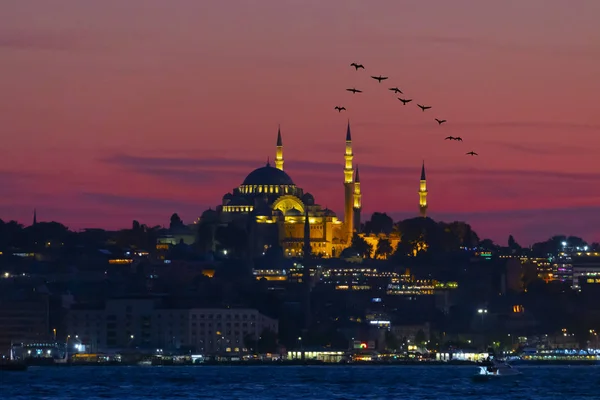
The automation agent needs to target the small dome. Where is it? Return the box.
[243,163,295,186]
[322,208,336,217]
[302,193,315,206]
[285,207,303,216]
[201,208,219,223]
[223,193,233,201]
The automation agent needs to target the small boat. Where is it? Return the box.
[472,359,520,381]
[0,361,28,372]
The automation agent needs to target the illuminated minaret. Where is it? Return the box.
[419,161,428,217]
[302,208,312,328]
[275,125,284,171]
[344,121,354,239]
[353,166,362,232]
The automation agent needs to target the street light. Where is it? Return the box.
[477,309,488,348]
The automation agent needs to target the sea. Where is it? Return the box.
[1,365,598,399]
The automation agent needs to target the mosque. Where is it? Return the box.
[199,122,428,258]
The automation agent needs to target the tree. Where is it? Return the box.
[375,238,394,259]
[479,238,497,251]
[363,212,394,235]
[132,220,141,231]
[169,213,184,230]
[508,234,522,251]
[415,329,427,346]
[215,223,248,257]
[196,222,215,253]
[384,330,399,351]
[349,233,373,258]
[442,221,479,250]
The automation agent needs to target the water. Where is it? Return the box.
[1,365,598,399]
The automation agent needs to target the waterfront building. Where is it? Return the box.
[0,290,50,355]
[66,298,277,355]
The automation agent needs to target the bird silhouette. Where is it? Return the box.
[334,106,346,112]
[445,136,455,140]
[388,87,402,94]
[398,98,412,105]
[418,104,432,111]
[346,88,362,94]
[435,119,447,125]
[455,136,463,141]
[350,63,365,70]
[371,75,388,83]
[466,151,478,156]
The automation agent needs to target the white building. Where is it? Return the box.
[66,298,278,354]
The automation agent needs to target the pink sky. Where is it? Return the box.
[1,0,600,245]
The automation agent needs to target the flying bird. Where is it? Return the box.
[444,136,455,140]
[388,87,403,94]
[466,151,478,156]
[418,104,432,111]
[455,136,463,141]
[350,63,365,70]
[435,119,447,125]
[371,75,388,83]
[346,88,362,94]
[398,98,412,105]
[334,106,346,112]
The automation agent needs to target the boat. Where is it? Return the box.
[472,359,520,381]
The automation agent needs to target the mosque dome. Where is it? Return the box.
[223,193,233,201]
[242,162,295,186]
[285,207,303,217]
[302,193,315,206]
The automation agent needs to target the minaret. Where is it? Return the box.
[33,209,37,225]
[275,125,284,171]
[302,208,312,328]
[419,161,428,217]
[353,166,362,232]
[344,121,354,240]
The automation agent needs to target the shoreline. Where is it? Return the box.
[21,359,599,368]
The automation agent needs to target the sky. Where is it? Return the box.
[1,0,600,245]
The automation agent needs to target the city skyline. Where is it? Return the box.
[1,0,600,244]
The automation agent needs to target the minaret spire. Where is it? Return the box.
[344,121,354,241]
[33,209,37,226]
[419,161,428,218]
[346,119,352,141]
[275,125,284,171]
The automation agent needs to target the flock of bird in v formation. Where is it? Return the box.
[334,62,478,156]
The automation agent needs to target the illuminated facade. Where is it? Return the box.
[419,161,428,217]
[213,123,360,258]
[353,167,362,232]
[386,269,457,296]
